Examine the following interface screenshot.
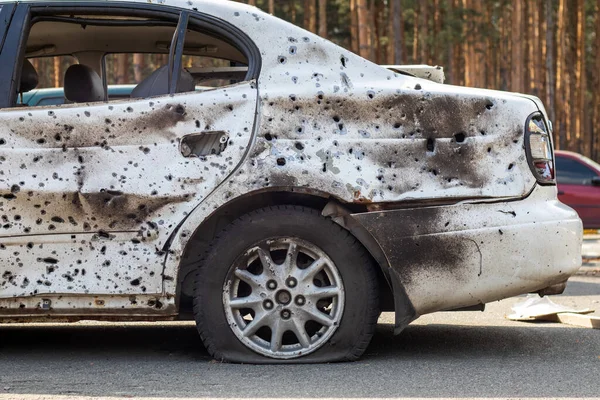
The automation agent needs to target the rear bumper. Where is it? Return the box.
[352,184,582,319]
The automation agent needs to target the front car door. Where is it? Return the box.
[0,2,258,314]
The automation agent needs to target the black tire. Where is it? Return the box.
[192,205,379,363]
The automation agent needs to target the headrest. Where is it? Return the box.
[64,64,104,103]
[19,59,39,93]
[130,65,195,99]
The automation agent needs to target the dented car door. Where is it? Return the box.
[0,1,261,301]
[0,83,258,298]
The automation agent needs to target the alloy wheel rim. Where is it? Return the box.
[222,237,345,359]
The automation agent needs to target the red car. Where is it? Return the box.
[555,150,600,228]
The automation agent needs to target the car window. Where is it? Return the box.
[28,56,77,89]
[104,53,245,89]
[555,156,598,185]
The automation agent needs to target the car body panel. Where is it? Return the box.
[0,0,582,329]
[352,184,582,319]
[0,81,258,298]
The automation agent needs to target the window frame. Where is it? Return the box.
[1,1,261,108]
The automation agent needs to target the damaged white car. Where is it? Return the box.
[0,0,582,363]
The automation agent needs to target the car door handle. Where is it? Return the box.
[180,131,229,157]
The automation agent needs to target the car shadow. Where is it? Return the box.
[0,321,598,398]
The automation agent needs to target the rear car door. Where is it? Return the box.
[556,155,600,228]
[0,3,258,299]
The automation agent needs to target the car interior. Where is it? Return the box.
[15,12,251,107]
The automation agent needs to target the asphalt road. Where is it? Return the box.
[0,274,599,400]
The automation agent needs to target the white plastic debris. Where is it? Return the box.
[507,294,594,321]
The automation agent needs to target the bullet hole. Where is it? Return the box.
[415,84,422,90]
[3,194,16,200]
[97,230,110,239]
[84,111,91,117]
[426,138,435,152]
[42,257,58,264]
[480,130,487,136]
[105,118,112,124]
[276,158,286,166]
[289,46,297,54]
[508,163,515,170]
[46,266,55,273]
[454,132,466,143]
[322,163,327,172]
[36,138,46,145]
[141,147,150,154]
[264,133,273,141]
[126,107,133,113]
[54,133,62,141]
[278,56,287,64]
[48,111,55,117]
[338,123,344,130]
[26,242,33,249]
[51,216,64,223]
[289,95,297,101]
[195,120,201,128]
[226,104,234,111]
[487,147,492,153]
[295,142,304,150]
[333,116,341,123]
[367,91,375,99]
[485,101,494,110]
[393,122,402,129]
[317,94,324,101]
[130,278,141,286]
[10,184,20,194]
[0,139,5,145]
[340,55,347,68]
[296,127,304,134]
[498,229,503,235]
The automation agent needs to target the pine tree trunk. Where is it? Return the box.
[356,0,370,59]
[116,54,129,84]
[391,0,404,64]
[556,0,569,150]
[575,0,585,154]
[511,0,524,93]
[132,54,145,83]
[304,0,317,33]
[269,0,275,14]
[318,0,327,38]
[545,0,556,133]
[350,0,359,54]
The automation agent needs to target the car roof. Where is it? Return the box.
[0,0,255,12]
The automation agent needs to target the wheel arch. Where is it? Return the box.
[173,187,397,318]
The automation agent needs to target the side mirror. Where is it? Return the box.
[591,176,600,186]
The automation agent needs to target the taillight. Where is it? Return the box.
[525,113,555,185]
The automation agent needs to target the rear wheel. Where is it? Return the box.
[193,205,379,363]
